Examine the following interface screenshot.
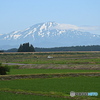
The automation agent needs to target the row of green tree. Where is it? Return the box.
[4,44,100,52]
[35,45,100,52]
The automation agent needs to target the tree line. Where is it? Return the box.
[35,45,100,52]
[3,45,100,52]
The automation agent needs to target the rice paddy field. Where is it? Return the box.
[0,51,100,100]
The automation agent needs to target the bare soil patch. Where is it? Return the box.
[18,64,100,70]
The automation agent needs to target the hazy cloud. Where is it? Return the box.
[54,24,79,30]
[53,24,100,32]
[79,26,100,31]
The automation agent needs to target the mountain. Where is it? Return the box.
[0,22,100,50]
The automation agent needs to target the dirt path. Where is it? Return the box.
[3,63,35,66]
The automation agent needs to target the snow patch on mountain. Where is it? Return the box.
[13,34,21,39]
[0,22,100,49]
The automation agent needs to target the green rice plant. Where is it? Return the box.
[9,69,100,75]
[0,91,69,100]
[0,77,99,98]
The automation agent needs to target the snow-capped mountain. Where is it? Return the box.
[0,22,100,49]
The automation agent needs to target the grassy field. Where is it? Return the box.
[0,91,69,100]
[0,51,100,64]
[0,77,99,100]
[0,77,99,93]
[9,68,100,75]
[0,52,100,100]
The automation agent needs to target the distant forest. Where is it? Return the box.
[3,45,100,52]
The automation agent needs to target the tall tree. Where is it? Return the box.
[18,44,23,52]
[30,44,35,52]
[18,43,35,52]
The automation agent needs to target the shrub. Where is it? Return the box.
[0,63,10,75]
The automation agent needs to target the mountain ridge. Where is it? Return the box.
[0,22,100,50]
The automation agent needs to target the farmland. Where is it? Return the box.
[1,52,100,65]
[0,51,100,100]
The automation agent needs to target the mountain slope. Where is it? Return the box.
[0,22,100,49]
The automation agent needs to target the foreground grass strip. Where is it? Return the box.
[0,72,100,80]
[0,91,69,100]
[9,68,100,75]
[0,88,99,100]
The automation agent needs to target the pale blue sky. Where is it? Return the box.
[0,0,100,34]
